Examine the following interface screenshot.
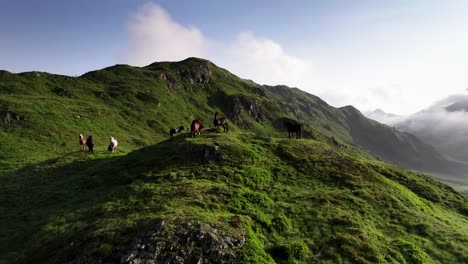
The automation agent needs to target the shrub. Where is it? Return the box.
[239,167,272,187]
[271,240,309,260]
[272,214,292,232]
[393,239,431,264]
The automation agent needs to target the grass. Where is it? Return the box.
[1,58,467,263]
[1,132,467,263]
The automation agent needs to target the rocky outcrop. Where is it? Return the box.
[225,95,267,126]
[178,62,212,84]
[0,110,24,125]
[52,87,74,98]
[121,220,245,264]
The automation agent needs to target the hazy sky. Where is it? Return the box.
[1,0,468,115]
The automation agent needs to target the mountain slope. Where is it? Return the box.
[1,133,467,263]
[0,58,463,178]
[1,58,467,262]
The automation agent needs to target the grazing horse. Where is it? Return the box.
[284,121,302,139]
[79,134,87,151]
[191,120,202,137]
[108,136,118,152]
[86,135,95,153]
[170,126,185,136]
[214,112,229,133]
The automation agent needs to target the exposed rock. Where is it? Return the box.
[159,72,168,81]
[52,87,74,98]
[178,62,212,84]
[121,220,245,264]
[158,72,179,90]
[224,95,267,126]
[0,110,24,125]
[201,144,226,164]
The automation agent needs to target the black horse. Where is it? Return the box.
[284,121,302,139]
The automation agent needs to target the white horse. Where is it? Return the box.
[108,136,118,152]
[79,134,87,151]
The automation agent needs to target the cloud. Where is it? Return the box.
[124,3,312,90]
[125,3,206,65]
[364,109,405,126]
[318,83,412,115]
[216,32,311,88]
[396,94,468,136]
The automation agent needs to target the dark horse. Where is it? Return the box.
[170,126,185,136]
[86,135,95,153]
[214,112,229,133]
[284,121,302,139]
[191,120,202,137]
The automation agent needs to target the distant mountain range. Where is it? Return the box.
[364,109,405,126]
[365,95,468,165]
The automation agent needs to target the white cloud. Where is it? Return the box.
[317,83,413,115]
[215,32,311,88]
[397,94,468,136]
[123,3,419,116]
[124,3,313,91]
[125,3,206,65]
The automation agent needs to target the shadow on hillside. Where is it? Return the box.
[1,135,223,261]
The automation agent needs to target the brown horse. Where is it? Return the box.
[191,120,202,137]
[79,134,87,151]
[284,121,302,139]
[214,112,229,133]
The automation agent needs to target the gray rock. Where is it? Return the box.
[120,220,245,263]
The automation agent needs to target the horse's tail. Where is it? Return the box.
[225,122,229,132]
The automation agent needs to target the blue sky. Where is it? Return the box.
[1,0,468,114]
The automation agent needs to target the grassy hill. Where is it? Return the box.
[1,132,467,263]
[1,58,467,263]
[1,58,465,177]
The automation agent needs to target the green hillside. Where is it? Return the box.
[2,132,467,263]
[1,58,467,263]
[1,58,464,178]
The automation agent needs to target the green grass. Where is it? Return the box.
[1,58,467,263]
[1,133,467,263]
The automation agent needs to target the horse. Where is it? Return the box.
[170,126,185,136]
[191,120,202,137]
[79,134,87,151]
[214,112,229,133]
[284,121,302,139]
[108,136,118,152]
[86,135,95,153]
